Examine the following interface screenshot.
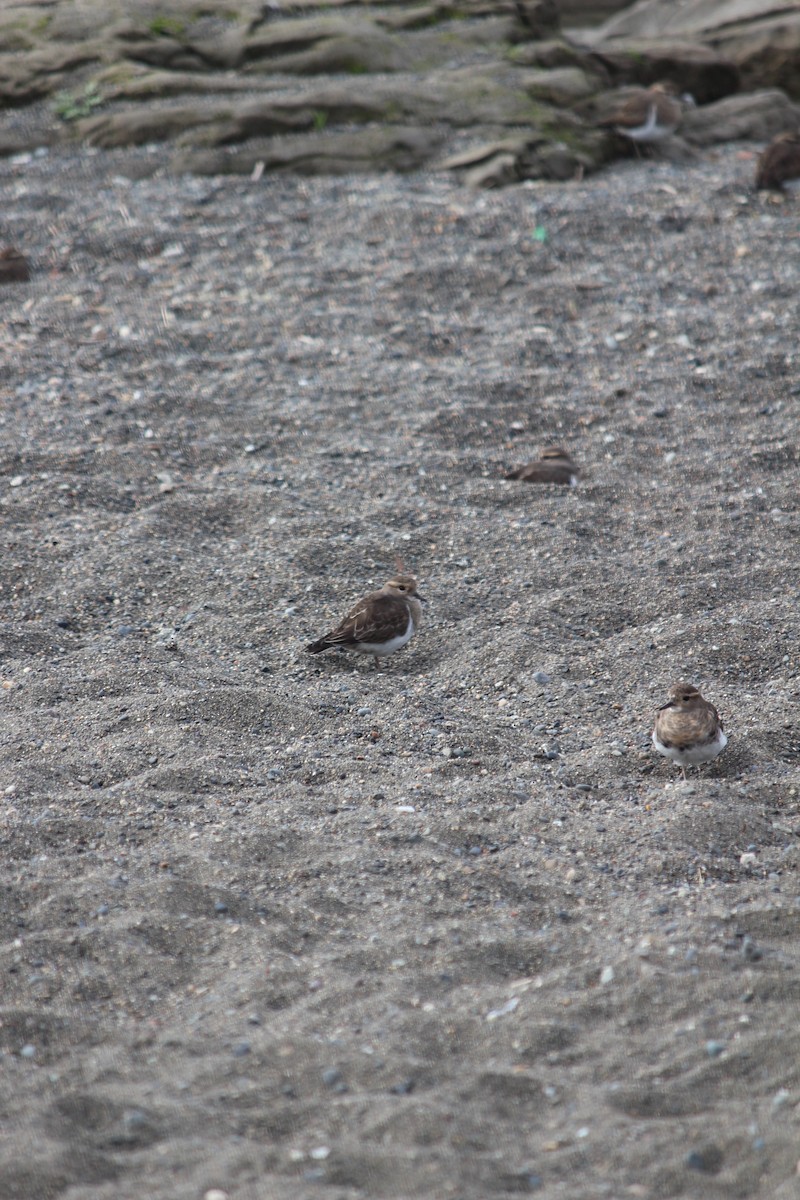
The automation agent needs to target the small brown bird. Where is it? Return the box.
[755,132,800,192]
[652,682,728,780]
[505,446,579,486]
[306,573,423,669]
[598,83,686,145]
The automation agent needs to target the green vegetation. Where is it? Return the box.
[148,15,187,38]
[313,110,328,131]
[52,82,104,122]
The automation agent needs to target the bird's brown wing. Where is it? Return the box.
[657,703,719,747]
[322,593,410,647]
[506,462,575,484]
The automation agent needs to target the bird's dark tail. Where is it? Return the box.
[305,638,330,654]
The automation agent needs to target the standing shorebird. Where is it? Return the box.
[505,446,579,486]
[755,132,800,192]
[598,83,689,146]
[306,571,423,669]
[652,682,727,780]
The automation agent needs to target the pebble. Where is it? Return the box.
[390,1078,415,1095]
[20,1044,36,1058]
[705,1040,726,1058]
[532,672,550,685]
[685,1145,723,1174]
[486,996,519,1021]
[741,936,762,961]
[231,1042,251,1057]
[204,1191,229,1200]
[322,1067,345,1090]
[214,901,228,914]
[122,1109,148,1135]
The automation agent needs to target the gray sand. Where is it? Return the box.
[1,141,799,1199]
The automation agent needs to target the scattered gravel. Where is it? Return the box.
[0,140,798,1199]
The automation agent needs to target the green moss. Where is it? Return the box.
[148,15,187,38]
[313,109,328,130]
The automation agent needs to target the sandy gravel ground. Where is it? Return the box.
[1,140,799,1200]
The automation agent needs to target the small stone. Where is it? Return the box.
[231,1042,251,1057]
[122,1109,148,1134]
[741,936,762,961]
[685,1145,723,1174]
[599,965,614,985]
[486,996,519,1021]
[20,1044,36,1058]
[204,1190,229,1200]
[322,1067,342,1088]
[705,1040,726,1058]
[116,625,136,638]
[390,1078,415,1095]
[214,901,228,914]
[309,1146,330,1160]
[9,475,25,488]
[0,247,30,284]
[532,672,550,685]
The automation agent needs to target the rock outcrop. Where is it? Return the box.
[583,0,800,98]
[0,0,798,183]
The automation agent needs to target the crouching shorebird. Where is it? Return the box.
[755,132,800,193]
[306,570,423,669]
[652,682,727,780]
[598,82,690,146]
[505,446,579,486]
